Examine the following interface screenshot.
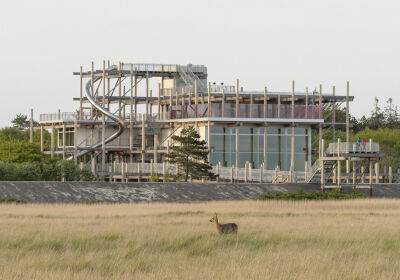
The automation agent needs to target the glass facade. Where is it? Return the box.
[210,126,309,171]
[58,128,75,147]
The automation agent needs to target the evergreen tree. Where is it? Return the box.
[165,126,214,182]
[383,98,400,129]
[367,97,385,129]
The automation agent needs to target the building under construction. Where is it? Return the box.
[37,61,387,185]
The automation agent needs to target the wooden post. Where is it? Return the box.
[361,166,365,183]
[332,86,336,143]
[352,161,356,184]
[79,66,83,119]
[158,83,161,120]
[62,124,66,159]
[389,166,392,184]
[142,116,145,166]
[236,79,239,118]
[231,165,234,183]
[102,61,106,177]
[130,66,133,153]
[263,127,267,169]
[264,87,267,118]
[277,93,281,118]
[208,82,211,117]
[235,127,239,169]
[50,124,55,158]
[305,88,308,119]
[369,161,373,185]
[260,164,263,183]
[318,84,322,159]
[244,162,248,183]
[321,139,325,188]
[375,162,380,184]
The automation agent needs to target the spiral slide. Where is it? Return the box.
[73,65,125,159]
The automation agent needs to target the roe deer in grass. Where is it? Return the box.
[209,213,238,235]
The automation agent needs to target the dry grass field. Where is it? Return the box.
[1,200,400,279]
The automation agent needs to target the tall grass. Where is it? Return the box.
[0,200,400,279]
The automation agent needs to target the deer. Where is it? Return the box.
[209,213,238,235]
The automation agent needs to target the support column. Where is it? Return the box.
[305,88,308,119]
[321,139,325,188]
[50,124,55,158]
[332,86,336,143]
[369,161,373,185]
[157,83,161,120]
[207,121,211,162]
[74,115,78,164]
[79,66,83,119]
[130,65,133,152]
[222,89,225,117]
[337,138,341,188]
[389,166,393,184]
[195,80,198,118]
[346,82,350,184]
[62,124,66,159]
[375,162,380,184]
[153,134,158,163]
[102,61,106,176]
[263,127,267,169]
[264,87,267,118]
[208,82,211,117]
[277,93,281,118]
[352,161,356,184]
[134,73,138,121]
[318,84,322,158]
[145,73,149,116]
[249,93,253,118]
[361,166,365,183]
[236,79,239,118]
[142,116,145,166]
[235,127,239,168]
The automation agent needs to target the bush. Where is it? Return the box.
[163,172,171,182]
[0,197,25,204]
[259,189,365,200]
[149,174,159,182]
[80,169,95,181]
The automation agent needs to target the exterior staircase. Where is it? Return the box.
[306,159,337,183]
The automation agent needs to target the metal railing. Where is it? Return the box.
[118,63,207,74]
[326,142,380,154]
[88,162,309,183]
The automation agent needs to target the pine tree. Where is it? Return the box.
[165,126,214,182]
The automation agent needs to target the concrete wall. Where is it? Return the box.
[1,182,400,203]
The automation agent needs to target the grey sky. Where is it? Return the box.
[1,0,399,127]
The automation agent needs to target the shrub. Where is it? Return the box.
[259,189,365,200]
[149,174,159,182]
[0,197,25,204]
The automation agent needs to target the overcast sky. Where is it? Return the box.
[1,0,399,127]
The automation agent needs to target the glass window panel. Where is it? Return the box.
[267,135,279,152]
[210,127,223,134]
[238,127,251,134]
[267,127,279,135]
[266,153,279,170]
[239,135,252,152]
[294,128,307,135]
[294,135,307,153]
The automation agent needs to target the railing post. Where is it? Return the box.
[121,162,125,182]
[389,166,392,184]
[361,166,365,183]
[369,161,373,185]
[375,162,380,184]
[217,162,220,182]
[231,165,234,183]
[259,165,263,183]
[150,159,154,175]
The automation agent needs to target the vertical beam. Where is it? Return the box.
[307,128,312,170]
[332,86,336,143]
[235,127,239,168]
[62,124,66,159]
[318,84,322,158]
[222,89,225,117]
[369,160,373,185]
[249,93,253,118]
[195,80,198,118]
[263,127,267,169]
[291,80,295,119]
[118,75,122,118]
[130,65,133,152]
[79,66,83,119]
[337,138,341,187]
[134,73,138,121]
[153,134,158,163]
[102,60,106,176]
[150,89,153,116]
[90,62,94,119]
[346,81,350,142]
[361,166,365,183]
[352,161,356,184]
[50,124,55,158]
[30,108,33,143]
[144,73,149,116]
[305,87,308,119]
[142,116,145,166]
[157,83,161,120]
[264,87,267,118]
[207,121,211,162]
[235,79,239,118]
[375,162,380,184]
[208,82,211,117]
[74,115,78,164]
[321,139,325,188]
[277,93,281,118]
[389,166,393,184]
